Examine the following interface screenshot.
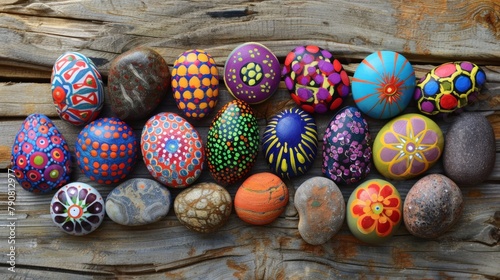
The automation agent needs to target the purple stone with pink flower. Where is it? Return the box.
[322,106,372,185]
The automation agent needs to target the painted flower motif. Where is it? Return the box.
[379,116,441,177]
[350,183,401,237]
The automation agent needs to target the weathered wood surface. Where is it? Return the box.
[0,0,499,279]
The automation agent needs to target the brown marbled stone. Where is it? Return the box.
[174,182,232,233]
[404,174,464,239]
[294,176,345,245]
[107,46,171,120]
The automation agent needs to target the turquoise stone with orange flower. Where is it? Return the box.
[347,179,402,244]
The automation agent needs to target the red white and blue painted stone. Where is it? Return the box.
[224,42,281,104]
[51,52,104,126]
[75,118,138,184]
[282,45,350,114]
[322,106,372,185]
[262,108,318,179]
[414,61,486,115]
[141,113,204,188]
[50,182,105,236]
[352,51,415,119]
[11,114,71,194]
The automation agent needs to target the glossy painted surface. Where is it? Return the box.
[224,42,280,104]
[206,100,259,185]
[347,179,402,244]
[75,117,138,184]
[141,112,204,188]
[352,51,415,119]
[373,113,443,180]
[283,45,350,114]
[173,49,219,119]
[414,61,486,115]
[11,114,71,194]
[262,108,318,179]
[322,106,372,185]
[51,52,104,126]
[50,182,105,236]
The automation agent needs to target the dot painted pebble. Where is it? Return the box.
[262,108,318,179]
[51,52,104,126]
[234,172,289,225]
[283,45,350,114]
[174,182,232,233]
[414,61,486,115]
[50,182,105,236]
[75,117,138,184]
[173,49,219,119]
[141,112,204,188]
[11,114,71,194]
[347,179,402,244]
[294,177,345,245]
[322,106,372,185]
[373,113,443,180]
[443,113,496,185]
[404,174,464,239]
[106,178,171,226]
[206,100,260,185]
[224,42,280,104]
[352,51,415,119]
[107,47,170,121]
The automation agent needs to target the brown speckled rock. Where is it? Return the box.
[174,182,232,233]
[294,177,345,245]
[404,174,463,239]
[443,113,496,185]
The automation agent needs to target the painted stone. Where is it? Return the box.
[141,112,204,188]
[404,174,464,239]
[234,172,288,225]
[206,100,259,185]
[106,178,171,226]
[108,47,170,121]
[51,52,104,126]
[174,182,232,233]
[173,49,219,119]
[322,106,372,185]
[443,113,496,185]
[282,45,350,114]
[224,42,280,104]
[294,177,345,245]
[352,51,415,119]
[373,113,443,180]
[75,117,138,184]
[11,114,71,194]
[347,179,402,244]
[50,182,105,236]
[414,61,486,115]
[262,108,318,179]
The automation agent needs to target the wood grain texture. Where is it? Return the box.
[0,0,499,279]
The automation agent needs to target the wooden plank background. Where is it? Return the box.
[0,0,499,279]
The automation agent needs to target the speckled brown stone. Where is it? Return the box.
[443,113,496,185]
[174,182,232,233]
[294,177,345,245]
[403,174,464,239]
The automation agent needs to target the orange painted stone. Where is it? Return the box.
[234,172,289,225]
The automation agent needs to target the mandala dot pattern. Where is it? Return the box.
[206,100,260,185]
[414,61,486,115]
[50,182,105,236]
[51,52,104,126]
[141,112,204,188]
[283,45,350,114]
[75,117,138,184]
[11,114,71,194]
[172,49,219,119]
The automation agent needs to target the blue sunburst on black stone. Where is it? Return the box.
[262,108,318,178]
